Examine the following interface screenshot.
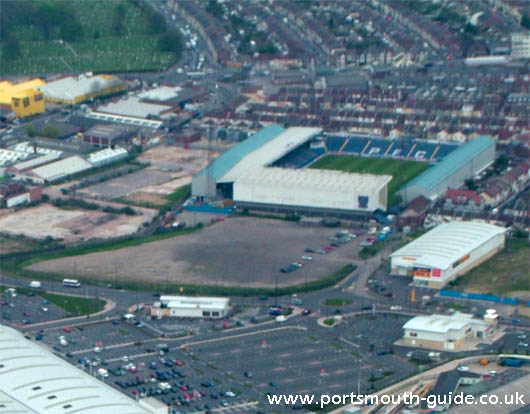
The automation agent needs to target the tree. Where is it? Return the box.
[522,14,530,30]
[158,29,182,55]
[464,179,477,191]
[3,35,21,60]
[112,3,127,35]
[43,125,60,138]
[25,124,37,137]
[60,18,83,41]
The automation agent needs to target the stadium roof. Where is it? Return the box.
[218,127,322,183]
[0,325,152,414]
[235,167,392,193]
[390,221,506,270]
[404,136,494,191]
[403,312,487,333]
[32,155,92,182]
[195,124,286,182]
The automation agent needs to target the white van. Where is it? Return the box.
[29,281,41,289]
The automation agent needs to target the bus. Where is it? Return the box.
[62,279,81,288]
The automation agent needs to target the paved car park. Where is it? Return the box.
[1,289,66,325]
[186,327,371,398]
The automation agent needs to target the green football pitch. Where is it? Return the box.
[310,155,429,206]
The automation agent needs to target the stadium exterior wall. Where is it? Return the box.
[401,139,495,202]
[392,232,505,289]
[233,181,388,213]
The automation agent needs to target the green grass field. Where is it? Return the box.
[0,0,177,74]
[310,155,429,206]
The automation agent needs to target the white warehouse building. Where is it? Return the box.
[402,311,498,351]
[390,221,506,288]
[233,167,391,212]
[0,325,158,414]
[151,296,230,319]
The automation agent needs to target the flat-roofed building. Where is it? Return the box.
[151,296,230,319]
[402,311,497,351]
[15,155,92,184]
[37,73,125,105]
[233,167,391,212]
[0,79,45,118]
[83,124,137,148]
[390,221,506,288]
[0,325,157,414]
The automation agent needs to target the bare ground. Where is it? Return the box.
[28,217,358,287]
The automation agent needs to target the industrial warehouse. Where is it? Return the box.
[390,221,507,288]
[0,325,157,414]
[151,296,230,319]
[192,125,392,213]
[401,310,499,351]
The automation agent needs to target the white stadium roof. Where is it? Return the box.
[0,325,152,414]
[403,312,488,333]
[390,221,506,270]
[138,86,182,101]
[235,167,392,193]
[218,127,322,183]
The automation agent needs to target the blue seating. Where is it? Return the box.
[342,137,369,154]
[326,137,347,152]
[409,142,436,160]
[274,148,321,168]
[434,144,458,160]
[364,138,392,157]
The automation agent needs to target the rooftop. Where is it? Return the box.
[391,221,506,270]
[404,136,495,192]
[0,79,45,105]
[159,296,230,310]
[234,167,392,193]
[32,155,92,182]
[219,127,323,183]
[37,74,123,101]
[403,312,488,333]
[85,124,136,139]
[195,124,286,182]
[97,96,173,119]
[0,325,152,414]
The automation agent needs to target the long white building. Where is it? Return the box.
[151,296,230,319]
[402,311,498,351]
[233,167,391,212]
[391,221,506,288]
[0,325,157,414]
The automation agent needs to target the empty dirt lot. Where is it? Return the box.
[0,204,149,243]
[28,216,358,287]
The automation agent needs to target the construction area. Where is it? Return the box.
[0,204,149,243]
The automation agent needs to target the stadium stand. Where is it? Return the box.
[342,136,369,154]
[364,138,393,157]
[435,143,458,160]
[409,141,437,160]
[326,136,347,152]
[273,147,322,168]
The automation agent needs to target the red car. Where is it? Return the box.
[62,326,71,333]
[174,360,184,366]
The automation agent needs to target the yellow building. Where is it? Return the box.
[0,79,46,118]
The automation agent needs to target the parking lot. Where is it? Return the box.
[1,289,67,325]
[186,327,371,399]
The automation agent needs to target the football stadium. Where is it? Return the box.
[192,125,493,215]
